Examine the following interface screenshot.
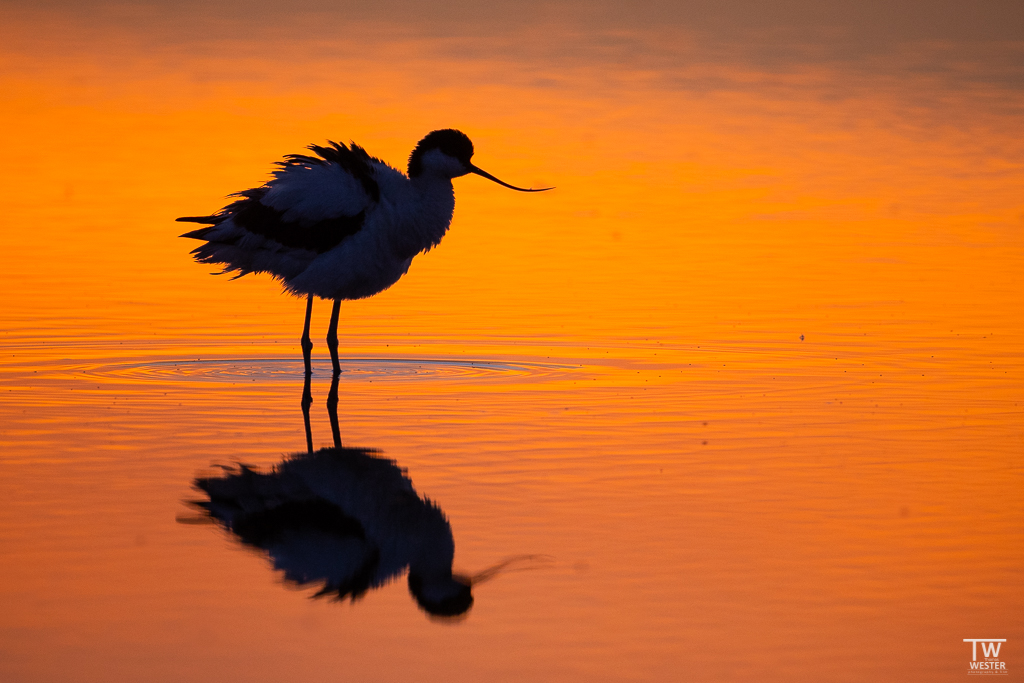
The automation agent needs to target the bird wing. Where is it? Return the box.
[178,141,382,255]
[195,470,382,600]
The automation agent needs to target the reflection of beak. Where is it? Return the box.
[469,164,554,192]
[462,554,555,585]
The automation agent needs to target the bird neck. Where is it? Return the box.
[404,175,456,253]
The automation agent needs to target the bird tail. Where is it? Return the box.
[178,213,218,239]
[179,226,216,240]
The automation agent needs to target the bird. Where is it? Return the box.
[178,129,552,375]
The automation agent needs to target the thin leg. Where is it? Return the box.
[301,372,314,455]
[300,294,314,375]
[327,372,342,449]
[326,298,341,377]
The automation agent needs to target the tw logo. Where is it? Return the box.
[963,639,1007,676]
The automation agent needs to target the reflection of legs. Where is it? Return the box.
[300,294,314,375]
[326,298,341,377]
[327,373,342,449]
[301,372,314,455]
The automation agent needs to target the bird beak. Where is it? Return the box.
[468,164,554,192]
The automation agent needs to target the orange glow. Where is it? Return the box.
[1,6,1022,682]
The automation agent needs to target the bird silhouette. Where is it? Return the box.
[184,373,553,618]
[190,445,551,618]
[178,129,551,375]
[193,446,474,617]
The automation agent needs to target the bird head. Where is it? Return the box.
[406,553,553,619]
[408,129,553,192]
[407,571,474,618]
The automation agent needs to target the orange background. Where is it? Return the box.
[1,3,1022,681]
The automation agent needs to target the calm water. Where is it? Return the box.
[1,2,1022,681]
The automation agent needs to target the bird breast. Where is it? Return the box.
[284,178,455,301]
[384,177,456,260]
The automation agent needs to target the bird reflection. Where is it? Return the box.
[188,373,548,618]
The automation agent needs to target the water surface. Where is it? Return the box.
[1,3,1022,681]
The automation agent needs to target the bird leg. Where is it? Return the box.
[301,371,314,455]
[300,294,314,375]
[326,298,341,376]
[327,372,342,449]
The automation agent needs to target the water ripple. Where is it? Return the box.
[78,357,577,384]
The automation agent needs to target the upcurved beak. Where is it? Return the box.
[468,164,554,192]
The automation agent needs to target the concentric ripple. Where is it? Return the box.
[78,357,578,384]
